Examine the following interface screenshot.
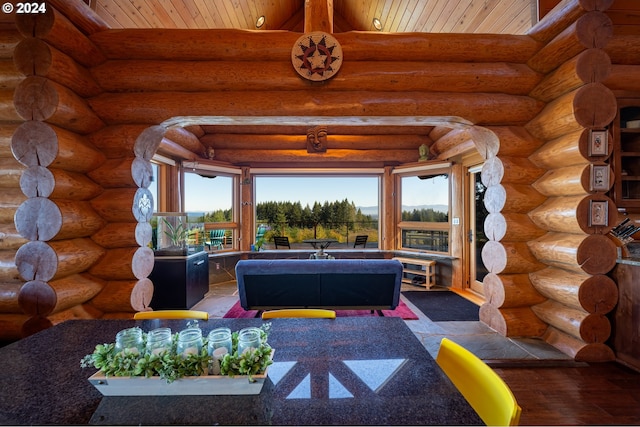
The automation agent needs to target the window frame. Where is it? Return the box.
[181,161,242,251]
[393,162,452,254]
[250,168,384,248]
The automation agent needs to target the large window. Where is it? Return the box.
[397,167,450,253]
[253,174,380,249]
[182,165,238,251]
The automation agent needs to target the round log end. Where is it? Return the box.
[580,313,611,343]
[479,303,507,335]
[574,83,617,128]
[481,157,504,187]
[11,120,58,167]
[135,222,153,247]
[14,76,59,122]
[20,165,54,198]
[132,246,155,280]
[574,342,615,362]
[576,11,613,49]
[579,274,618,314]
[576,195,617,234]
[15,197,62,241]
[481,240,507,274]
[130,278,153,311]
[14,6,55,38]
[575,49,611,83]
[18,280,56,316]
[15,240,58,282]
[21,315,53,338]
[482,273,506,307]
[484,212,506,241]
[133,188,154,222]
[132,157,153,188]
[577,234,618,274]
[484,184,506,213]
[13,38,52,76]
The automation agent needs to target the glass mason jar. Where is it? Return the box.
[207,327,232,357]
[207,327,232,374]
[177,328,203,358]
[115,327,144,355]
[146,327,173,356]
[237,327,261,355]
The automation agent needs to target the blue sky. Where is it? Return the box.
[156,173,449,213]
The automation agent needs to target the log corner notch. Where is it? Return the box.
[9,2,161,337]
[504,1,617,362]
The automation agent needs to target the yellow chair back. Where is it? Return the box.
[261,309,336,319]
[133,310,209,320]
[436,338,522,426]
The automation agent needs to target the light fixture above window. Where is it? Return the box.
[256,15,265,28]
[372,17,382,31]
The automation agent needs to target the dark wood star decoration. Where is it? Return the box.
[291,32,343,82]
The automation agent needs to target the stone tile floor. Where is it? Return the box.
[193,280,573,363]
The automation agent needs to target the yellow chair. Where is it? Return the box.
[133,310,209,320]
[436,338,522,426]
[261,308,336,319]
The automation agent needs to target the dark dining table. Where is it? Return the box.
[0,317,482,425]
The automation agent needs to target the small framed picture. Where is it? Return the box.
[589,200,608,227]
[588,130,608,156]
[589,164,610,192]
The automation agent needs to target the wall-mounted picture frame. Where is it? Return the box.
[590,164,610,192]
[588,129,608,156]
[589,200,608,227]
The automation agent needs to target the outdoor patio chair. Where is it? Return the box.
[354,235,368,248]
[273,236,291,249]
[436,337,521,426]
[133,310,209,320]
[207,229,225,250]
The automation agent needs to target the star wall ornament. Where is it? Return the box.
[291,32,343,82]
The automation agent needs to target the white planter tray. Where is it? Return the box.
[88,369,269,396]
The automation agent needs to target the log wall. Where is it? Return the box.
[5,6,153,338]
[0,0,635,363]
[478,0,619,361]
[0,29,28,340]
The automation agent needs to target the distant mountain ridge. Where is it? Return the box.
[358,204,448,217]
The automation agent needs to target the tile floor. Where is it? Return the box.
[193,280,573,363]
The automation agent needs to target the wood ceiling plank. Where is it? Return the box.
[146,0,188,28]
[415,0,447,33]
[189,0,215,27]
[95,1,131,28]
[462,0,503,33]
[449,1,484,33]
[395,0,419,33]
[170,0,205,28]
[377,0,395,31]
[483,0,530,34]
[91,0,543,35]
[220,1,243,28]
[403,0,428,33]
[440,0,475,33]
[108,0,150,28]
[430,0,463,33]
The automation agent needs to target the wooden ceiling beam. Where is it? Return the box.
[305,0,334,33]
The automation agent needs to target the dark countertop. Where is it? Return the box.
[0,317,482,425]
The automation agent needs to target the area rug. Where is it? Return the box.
[223,300,418,320]
[402,291,479,322]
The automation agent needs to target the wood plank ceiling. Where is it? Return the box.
[89,0,539,34]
